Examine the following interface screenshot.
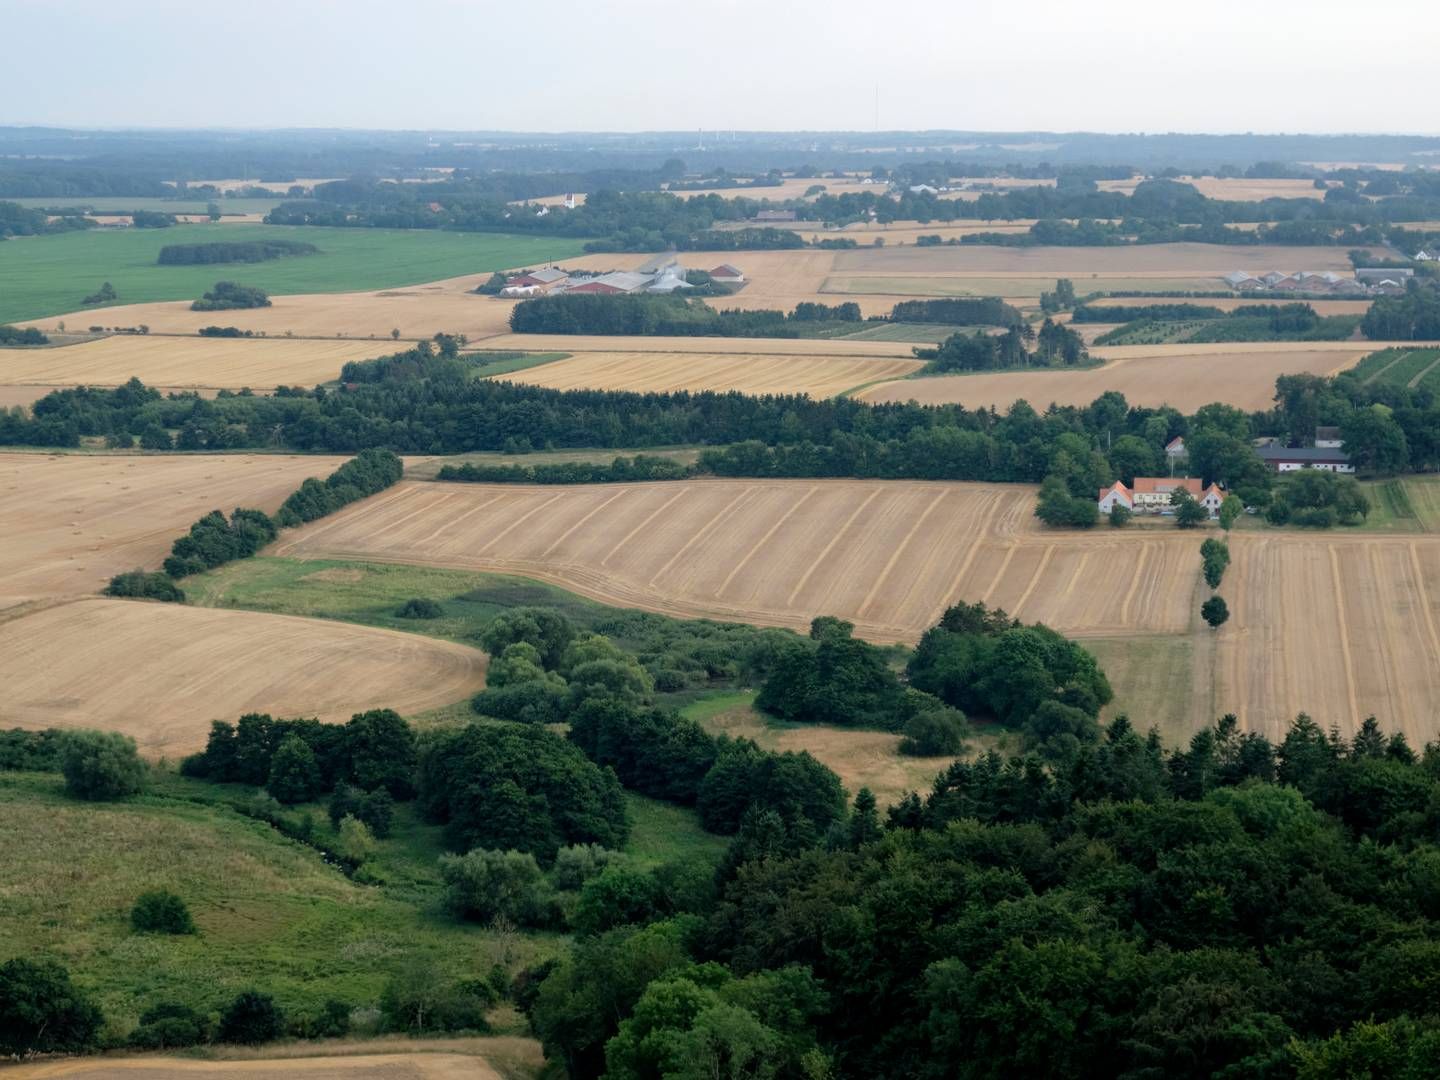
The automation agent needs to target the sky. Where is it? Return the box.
[3,0,1438,134]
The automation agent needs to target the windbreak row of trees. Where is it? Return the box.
[157,240,317,265]
[509,294,862,337]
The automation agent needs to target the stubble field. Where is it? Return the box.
[0,598,488,757]
[860,342,1375,412]
[0,452,346,607]
[269,478,1440,742]
[492,350,922,396]
[0,336,399,390]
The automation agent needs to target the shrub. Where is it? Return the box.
[218,990,284,1045]
[899,706,969,756]
[130,890,196,935]
[190,281,271,312]
[328,783,395,838]
[128,1001,207,1049]
[1202,595,1230,629]
[380,961,492,1034]
[104,569,185,602]
[335,815,378,870]
[59,730,146,800]
[0,958,103,1058]
[396,597,443,619]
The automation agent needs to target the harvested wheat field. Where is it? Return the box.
[271,478,1198,643]
[0,452,345,606]
[0,336,398,390]
[476,332,917,359]
[495,351,922,396]
[0,1049,518,1079]
[861,343,1375,412]
[1213,534,1440,744]
[0,599,487,757]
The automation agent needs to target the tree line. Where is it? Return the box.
[157,239,318,265]
[509,294,862,337]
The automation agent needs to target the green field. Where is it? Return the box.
[0,225,587,324]
[1346,347,1440,391]
[0,769,556,1031]
[1358,475,1440,532]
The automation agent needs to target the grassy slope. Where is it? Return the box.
[1357,475,1440,533]
[0,225,587,324]
[0,770,557,1032]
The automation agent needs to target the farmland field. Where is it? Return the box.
[493,350,923,396]
[0,224,587,325]
[269,478,1195,642]
[8,195,284,215]
[478,331,917,358]
[267,477,1440,743]
[0,335,399,390]
[822,275,1223,299]
[831,242,1365,274]
[1086,295,1373,316]
[0,451,346,607]
[0,598,488,756]
[1345,347,1440,390]
[861,342,1375,412]
[1095,176,1330,200]
[0,1048,532,1079]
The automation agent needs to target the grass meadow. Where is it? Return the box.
[0,225,586,324]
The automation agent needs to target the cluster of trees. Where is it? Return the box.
[183,708,416,811]
[81,281,117,306]
[437,454,694,486]
[509,294,860,338]
[197,325,255,337]
[273,447,402,526]
[1266,470,1370,527]
[889,297,1023,327]
[1362,282,1440,340]
[0,324,48,346]
[162,507,276,578]
[524,710,1440,1079]
[190,281,271,311]
[921,319,1087,373]
[157,239,317,265]
[104,569,186,602]
[129,209,175,228]
[0,199,94,239]
[1200,536,1231,588]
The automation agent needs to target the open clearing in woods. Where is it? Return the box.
[0,336,398,390]
[0,599,487,757]
[493,350,923,396]
[1,1051,515,1080]
[861,342,1376,412]
[272,478,1440,744]
[0,452,346,607]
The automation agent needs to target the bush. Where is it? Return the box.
[439,848,556,927]
[396,597,443,619]
[0,728,64,772]
[335,815,377,870]
[59,729,146,800]
[218,989,285,1045]
[899,706,969,756]
[328,783,395,838]
[128,1001,208,1049]
[130,890,196,935]
[0,324,49,346]
[104,569,185,602]
[190,281,271,312]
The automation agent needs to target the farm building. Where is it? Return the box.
[1355,267,1414,284]
[710,263,746,284]
[647,263,694,294]
[1223,268,1386,296]
[1099,477,1224,517]
[1314,426,1344,449]
[754,209,798,223]
[1165,436,1187,460]
[563,271,654,295]
[504,267,569,293]
[1256,445,1354,473]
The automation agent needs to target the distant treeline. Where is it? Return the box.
[918,319,1088,372]
[890,297,1023,327]
[436,455,694,485]
[0,199,94,239]
[158,240,318,265]
[509,294,862,337]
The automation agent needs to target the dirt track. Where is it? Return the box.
[0,598,487,757]
[0,1050,508,1079]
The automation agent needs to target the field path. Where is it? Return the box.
[1407,353,1440,389]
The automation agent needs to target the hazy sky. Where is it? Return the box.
[4,0,1438,133]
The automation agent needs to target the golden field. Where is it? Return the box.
[0,452,346,607]
[0,599,488,757]
[860,342,1376,412]
[0,336,398,391]
[494,351,922,396]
